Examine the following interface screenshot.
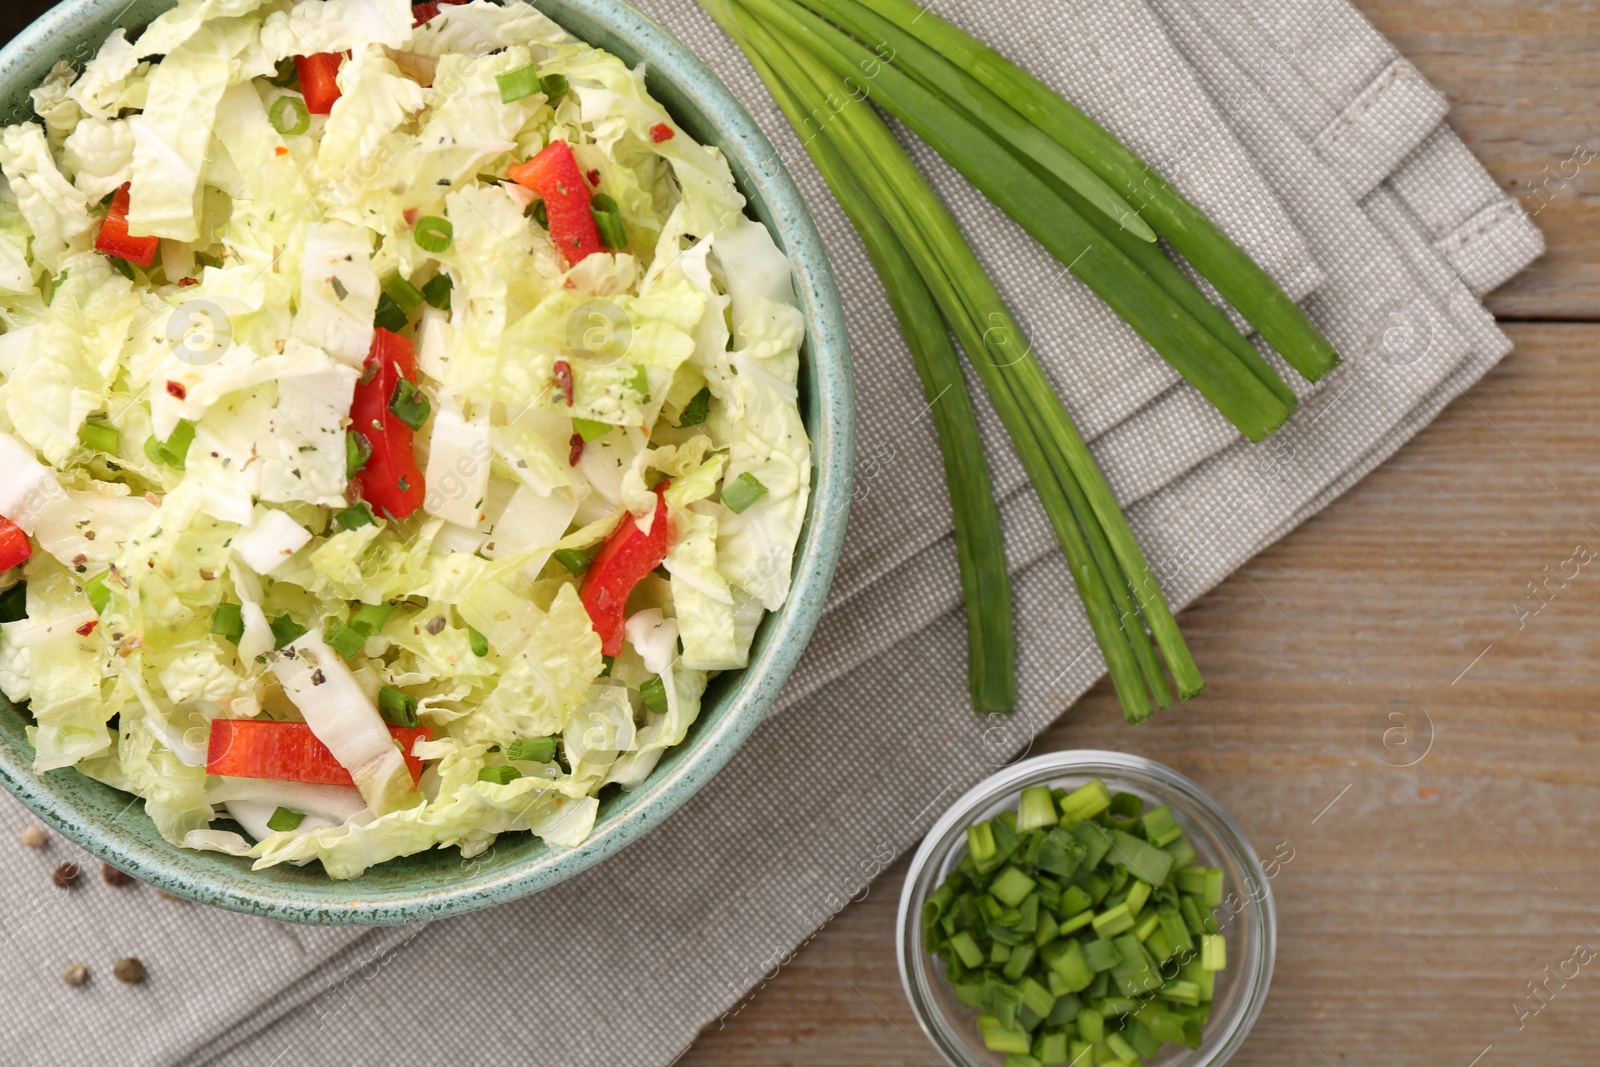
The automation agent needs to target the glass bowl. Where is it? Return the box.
[897,751,1276,1066]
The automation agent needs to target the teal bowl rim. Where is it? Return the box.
[0,0,853,924]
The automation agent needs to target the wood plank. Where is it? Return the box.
[1352,0,1600,320]
[684,325,1600,1064]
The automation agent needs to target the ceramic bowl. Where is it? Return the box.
[0,0,852,923]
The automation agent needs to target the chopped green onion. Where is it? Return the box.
[977,1014,1031,1054]
[345,430,372,477]
[1034,829,1085,879]
[531,200,549,228]
[1041,939,1093,992]
[551,547,593,575]
[78,421,120,455]
[540,73,569,100]
[1033,1032,1068,1066]
[989,866,1036,908]
[639,675,669,714]
[496,63,543,103]
[467,625,488,657]
[374,292,409,333]
[948,931,985,969]
[478,765,522,785]
[268,57,299,88]
[922,778,1225,1055]
[388,378,432,431]
[1201,933,1226,971]
[106,256,135,281]
[1106,1032,1139,1063]
[1058,780,1112,826]
[378,686,419,728]
[1107,791,1143,822]
[1144,1008,1202,1048]
[1069,821,1113,870]
[324,618,366,659]
[676,386,711,427]
[1124,879,1153,919]
[383,274,425,313]
[1001,943,1035,983]
[266,807,305,832]
[591,193,627,249]
[1163,831,1198,870]
[144,420,195,470]
[1091,902,1134,939]
[967,820,997,866]
[269,95,310,136]
[269,615,306,649]
[1160,978,1201,1007]
[571,416,612,442]
[1015,785,1057,832]
[349,602,393,637]
[506,736,557,763]
[85,571,112,615]
[721,471,769,514]
[413,215,453,253]
[210,602,244,644]
[421,273,453,310]
[627,364,650,396]
[1109,934,1161,997]
[333,503,376,531]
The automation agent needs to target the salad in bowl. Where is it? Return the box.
[0,0,810,879]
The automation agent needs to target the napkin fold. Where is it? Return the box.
[0,1,1540,1064]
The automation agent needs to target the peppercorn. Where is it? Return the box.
[102,864,134,887]
[113,957,145,984]
[20,826,46,849]
[61,965,88,988]
[52,862,80,888]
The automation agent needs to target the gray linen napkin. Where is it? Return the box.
[0,0,1540,1064]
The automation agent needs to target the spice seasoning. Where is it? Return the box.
[52,862,80,888]
[20,826,46,849]
[102,864,134,887]
[62,965,88,988]
[113,958,145,984]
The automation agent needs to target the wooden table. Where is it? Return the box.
[685,1,1600,1063]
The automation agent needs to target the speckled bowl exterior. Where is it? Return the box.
[0,0,853,924]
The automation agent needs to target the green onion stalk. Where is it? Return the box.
[822,0,1340,384]
[714,16,1015,712]
[782,0,1293,411]
[722,0,1298,442]
[703,2,1203,721]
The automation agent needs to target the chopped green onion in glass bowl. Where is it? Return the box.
[897,752,1276,1066]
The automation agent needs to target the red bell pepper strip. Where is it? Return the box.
[94,183,158,267]
[0,516,31,571]
[294,53,344,115]
[649,123,675,143]
[508,141,604,266]
[412,0,465,26]
[206,719,430,787]
[579,482,673,656]
[350,329,427,520]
